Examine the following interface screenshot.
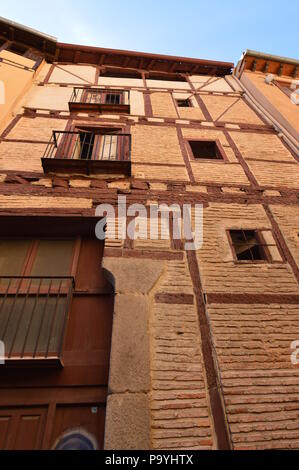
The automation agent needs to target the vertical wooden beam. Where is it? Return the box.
[186,250,231,449]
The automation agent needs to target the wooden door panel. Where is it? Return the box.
[51,404,105,450]
[0,407,47,450]
[64,296,113,352]
[0,415,11,449]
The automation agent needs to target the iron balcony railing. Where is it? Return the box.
[69,88,130,111]
[43,131,131,161]
[43,131,131,162]
[42,131,131,175]
[0,277,74,363]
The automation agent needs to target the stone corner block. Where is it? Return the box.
[104,393,151,450]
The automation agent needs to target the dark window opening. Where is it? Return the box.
[189,140,223,160]
[229,230,267,261]
[79,132,95,160]
[176,98,192,107]
[105,93,121,105]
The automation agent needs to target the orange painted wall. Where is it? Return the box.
[0,50,44,133]
[243,70,299,133]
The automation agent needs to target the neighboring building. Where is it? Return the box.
[235,49,299,154]
[0,17,298,450]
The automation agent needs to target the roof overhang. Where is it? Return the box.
[235,49,299,79]
[0,16,57,60]
[56,42,233,76]
[0,16,233,76]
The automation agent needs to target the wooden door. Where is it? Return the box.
[0,407,47,450]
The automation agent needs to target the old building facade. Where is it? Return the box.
[0,17,298,450]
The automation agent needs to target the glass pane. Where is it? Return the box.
[0,240,31,276]
[31,240,75,277]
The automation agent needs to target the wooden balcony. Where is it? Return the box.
[68,88,130,114]
[42,131,131,176]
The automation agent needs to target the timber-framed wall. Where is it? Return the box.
[0,16,298,451]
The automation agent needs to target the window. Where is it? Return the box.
[188,140,224,160]
[83,90,122,105]
[105,93,121,105]
[0,239,76,363]
[76,132,95,160]
[176,98,192,108]
[229,230,267,261]
[71,129,121,161]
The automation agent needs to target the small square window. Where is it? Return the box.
[176,99,192,108]
[229,230,267,261]
[189,140,223,160]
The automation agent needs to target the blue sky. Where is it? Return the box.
[1,0,298,64]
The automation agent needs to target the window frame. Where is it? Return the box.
[68,125,125,162]
[227,229,284,264]
[0,236,80,297]
[186,138,228,162]
[176,98,193,108]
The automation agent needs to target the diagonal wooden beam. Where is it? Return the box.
[215,97,241,122]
